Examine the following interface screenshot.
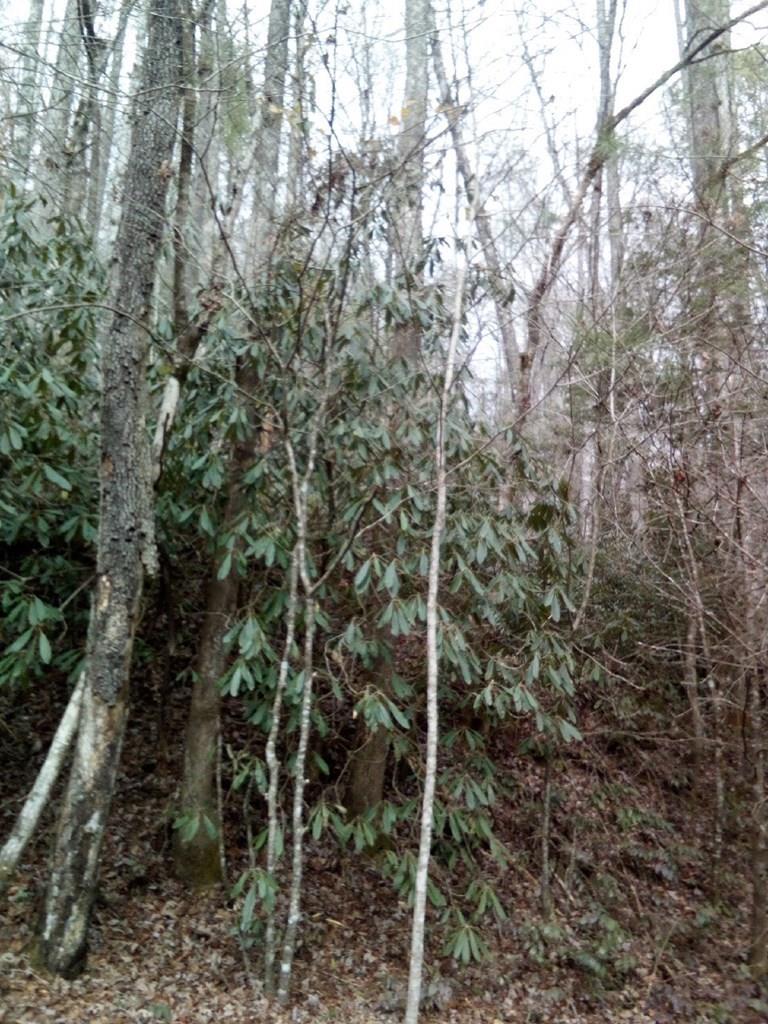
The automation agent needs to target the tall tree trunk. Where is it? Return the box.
[680,0,738,876]
[187,0,224,286]
[748,598,768,979]
[431,25,518,415]
[247,0,294,266]
[404,207,473,1024]
[172,416,256,886]
[61,0,112,222]
[40,0,82,214]
[390,0,429,363]
[345,0,429,818]
[346,710,392,817]
[89,0,133,246]
[13,0,46,183]
[35,0,181,977]
[683,610,706,765]
[173,0,293,887]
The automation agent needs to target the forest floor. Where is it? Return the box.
[0,684,765,1024]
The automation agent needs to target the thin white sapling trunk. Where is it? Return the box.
[403,215,475,1024]
[0,674,85,892]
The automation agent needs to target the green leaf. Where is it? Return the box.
[240,885,257,932]
[383,696,410,729]
[382,559,400,597]
[199,507,214,536]
[173,813,201,843]
[354,558,372,594]
[38,631,52,664]
[42,463,71,491]
[427,878,446,908]
[558,719,582,743]
[5,628,34,654]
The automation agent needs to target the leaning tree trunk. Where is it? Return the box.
[0,675,85,893]
[35,0,181,977]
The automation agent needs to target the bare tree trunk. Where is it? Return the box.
[286,0,309,211]
[346,718,392,817]
[13,0,46,183]
[683,610,705,763]
[540,751,554,919]
[247,0,293,265]
[264,550,299,991]
[39,0,81,213]
[390,0,428,363]
[276,597,317,1003]
[89,0,133,245]
[276,389,328,1004]
[188,0,224,285]
[173,416,256,886]
[35,0,181,976]
[62,0,111,222]
[749,644,768,979]
[676,492,725,866]
[431,23,518,413]
[404,216,474,1024]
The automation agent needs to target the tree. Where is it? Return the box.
[172,0,295,887]
[35,0,182,976]
[346,0,431,818]
[403,213,474,1024]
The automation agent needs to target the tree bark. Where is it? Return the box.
[12,0,46,184]
[346,0,429,816]
[346,715,392,817]
[39,0,81,213]
[390,0,429,363]
[431,17,518,414]
[683,610,705,764]
[172,419,256,886]
[748,620,768,978]
[173,0,294,886]
[35,0,181,977]
[89,0,133,246]
[247,0,294,266]
[61,0,112,222]
[264,550,300,991]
